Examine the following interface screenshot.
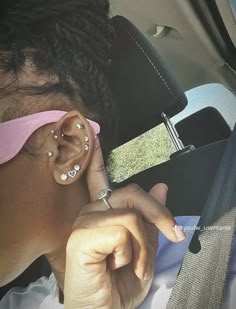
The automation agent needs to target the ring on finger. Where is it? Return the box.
[98,188,113,210]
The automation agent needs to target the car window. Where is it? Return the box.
[229,0,236,21]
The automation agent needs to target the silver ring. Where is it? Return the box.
[101,197,113,210]
[98,188,113,210]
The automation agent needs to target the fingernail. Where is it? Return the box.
[174,225,186,242]
[143,272,151,281]
[143,264,152,281]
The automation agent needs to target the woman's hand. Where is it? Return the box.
[63,140,185,309]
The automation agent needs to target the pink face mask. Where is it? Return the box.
[0,110,100,165]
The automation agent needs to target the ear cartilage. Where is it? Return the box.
[48,151,54,157]
[76,124,85,130]
[60,173,68,181]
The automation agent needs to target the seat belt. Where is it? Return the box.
[167,125,236,309]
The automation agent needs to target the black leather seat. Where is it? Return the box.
[175,107,231,148]
[110,16,187,146]
[0,16,226,299]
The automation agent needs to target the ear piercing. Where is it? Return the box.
[84,135,89,151]
[60,173,68,181]
[51,129,64,139]
[76,124,84,130]
[60,164,81,181]
[50,124,90,161]
[68,170,77,178]
[74,165,81,171]
[76,124,89,150]
[51,130,58,139]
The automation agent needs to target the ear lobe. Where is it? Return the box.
[48,110,96,185]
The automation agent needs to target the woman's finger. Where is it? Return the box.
[148,183,168,207]
[146,183,168,249]
[85,137,109,202]
[67,226,133,270]
[80,184,186,243]
[64,226,134,308]
[73,208,150,280]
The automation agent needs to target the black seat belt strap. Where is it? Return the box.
[167,125,236,309]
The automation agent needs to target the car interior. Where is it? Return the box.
[1,0,236,301]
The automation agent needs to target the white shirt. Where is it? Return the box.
[1,216,236,309]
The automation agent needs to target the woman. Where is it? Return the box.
[0,1,185,308]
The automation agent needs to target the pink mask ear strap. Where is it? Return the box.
[87,119,100,135]
[0,110,100,165]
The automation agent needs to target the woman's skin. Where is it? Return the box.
[0,109,185,308]
[0,110,96,285]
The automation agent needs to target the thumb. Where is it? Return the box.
[149,183,168,207]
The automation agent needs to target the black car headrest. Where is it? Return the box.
[110,16,187,145]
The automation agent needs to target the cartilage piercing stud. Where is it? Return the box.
[50,129,59,139]
[76,124,85,130]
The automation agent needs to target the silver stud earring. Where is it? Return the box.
[48,151,54,157]
[74,165,81,172]
[60,173,68,181]
[68,164,81,178]
[84,136,89,142]
[50,129,58,139]
[85,145,89,151]
[63,164,81,180]
[76,124,84,130]
[61,133,64,138]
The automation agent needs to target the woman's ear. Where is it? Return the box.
[48,110,96,185]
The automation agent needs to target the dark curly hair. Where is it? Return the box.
[0,0,118,157]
